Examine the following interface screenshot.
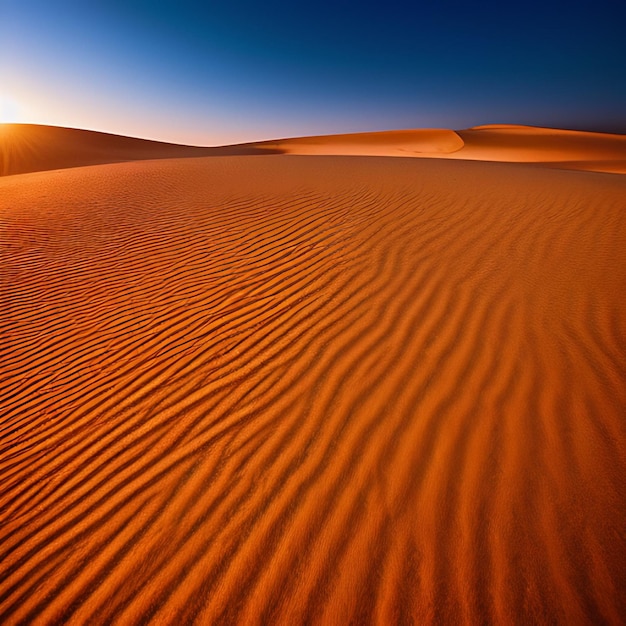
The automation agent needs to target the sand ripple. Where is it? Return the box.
[1,156,625,624]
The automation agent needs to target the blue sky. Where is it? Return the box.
[2,0,625,144]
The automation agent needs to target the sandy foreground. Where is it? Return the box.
[1,126,626,624]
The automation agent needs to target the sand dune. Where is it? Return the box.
[248,128,465,156]
[3,124,624,177]
[1,154,625,624]
[0,124,279,177]
[245,125,626,173]
[455,125,626,172]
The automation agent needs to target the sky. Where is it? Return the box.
[1,0,625,145]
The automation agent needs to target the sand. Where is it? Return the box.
[249,128,466,157]
[1,127,625,624]
[247,125,626,173]
[2,123,625,176]
[0,124,279,177]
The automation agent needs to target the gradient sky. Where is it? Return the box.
[2,0,625,145]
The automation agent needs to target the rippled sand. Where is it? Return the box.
[1,149,625,623]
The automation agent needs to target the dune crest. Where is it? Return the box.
[2,123,625,177]
[250,128,465,156]
[0,124,207,177]
[468,124,576,132]
[454,125,626,171]
[0,124,279,177]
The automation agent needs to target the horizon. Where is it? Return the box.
[2,121,626,150]
[2,0,625,144]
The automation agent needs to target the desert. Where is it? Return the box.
[1,123,625,623]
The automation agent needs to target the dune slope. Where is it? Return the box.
[1,156,625,624]
[253,125,626,173]
[3,124,624,178]
[456,125,626,172]
[0,124,279,176]
[248,128,465,156]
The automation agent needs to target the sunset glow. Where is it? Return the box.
[2,0,624,143]
[0,96,21,124]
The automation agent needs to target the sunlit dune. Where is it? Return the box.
[240,125,626,173]
[0,124,203,176]
[2,123,624,177]
[454,125,626,172]
[1,149,625,623]
[248,128,465,156]
[0,124,278,177]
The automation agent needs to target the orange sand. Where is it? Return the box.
[1,127,625,624]
[246,125,626,173]
[249,128,465,156]
[2,123,625,176]
[0,124,278,176]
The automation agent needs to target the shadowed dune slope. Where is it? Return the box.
[1,156,625,624]
[0,124,279,176]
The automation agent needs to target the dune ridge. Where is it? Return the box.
[2,123,624,177]
[0,124,280,177]
[262,125,626,173]
[1,155,625,623]
[248,128,465,156]
[455,126,626,170]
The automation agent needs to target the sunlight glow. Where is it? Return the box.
[0,96,22,123]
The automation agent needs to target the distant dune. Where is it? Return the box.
[456,125,626,171]
[2,123,625,176]
[251,125,626,173]
[1,150,625,623]
[248,128,465,156]
[0,124,279,176]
